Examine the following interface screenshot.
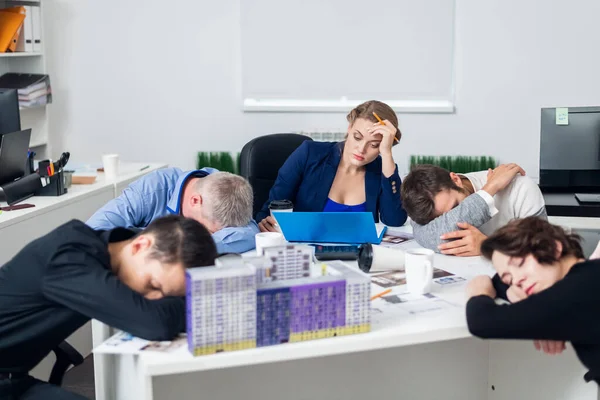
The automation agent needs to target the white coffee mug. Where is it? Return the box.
[102,154,119,181]
[405,248,434,294]
[255,232,285,256]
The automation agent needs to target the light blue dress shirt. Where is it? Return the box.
[86,167,259,254]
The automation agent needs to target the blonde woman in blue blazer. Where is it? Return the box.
[257,100,407,232]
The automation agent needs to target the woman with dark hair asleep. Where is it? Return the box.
[466,216,600,385]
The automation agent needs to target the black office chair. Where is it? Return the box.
[240,133,313,219]
[49,341,84,386]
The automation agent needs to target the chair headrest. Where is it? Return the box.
[240,133,312,180]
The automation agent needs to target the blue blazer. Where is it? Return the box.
[257,141,407,226]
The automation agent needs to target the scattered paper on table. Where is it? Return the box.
[434,276,466,286]
[370,268,454,288]
[93,331,187,355]
[380,230,414,249]
[370,292,460,328]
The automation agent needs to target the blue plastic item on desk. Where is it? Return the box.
[273,211,387,244]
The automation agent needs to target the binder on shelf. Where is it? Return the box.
[2,7,26,53]
[7,28,20,53]
[14,27,25,52]
[0,8,25,53]
[23,6,33,52]
[31,6,41,52]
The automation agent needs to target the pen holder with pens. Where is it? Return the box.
[35,152,70,197]
[0,152,71,205]
[35,171,67,197]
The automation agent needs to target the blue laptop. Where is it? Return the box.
[273,212,387,244]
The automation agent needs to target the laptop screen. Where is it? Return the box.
[0,129,31,186]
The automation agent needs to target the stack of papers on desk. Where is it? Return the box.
[0,73,52,108]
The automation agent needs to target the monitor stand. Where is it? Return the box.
[575,193,600,203]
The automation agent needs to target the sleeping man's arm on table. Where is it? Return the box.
[411,193,493,252]
[413,164,526,256]
[43,248,185,340]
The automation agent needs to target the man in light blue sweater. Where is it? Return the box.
[87,167,259,254]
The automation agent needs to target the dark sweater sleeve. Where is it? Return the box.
[42,246,185,341]
[491,274,509,301]
[467,265,600,343]
[411,194,492,252]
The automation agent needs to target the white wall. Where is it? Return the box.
[44,0,600,178]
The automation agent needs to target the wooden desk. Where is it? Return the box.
[0,162,167,381]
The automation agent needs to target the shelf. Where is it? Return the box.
[0,52,43,58]
[20,104,47,111]
[2,1,41,5]
[29,140,47,147]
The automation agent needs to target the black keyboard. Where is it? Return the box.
[311,244,360,261]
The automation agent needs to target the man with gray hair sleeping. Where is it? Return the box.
[87,167,259,253]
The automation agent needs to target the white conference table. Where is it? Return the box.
[0,162,167,380]
[97,229,599,400]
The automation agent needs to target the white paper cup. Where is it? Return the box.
[405,248,434,294]
[255,232,285,255]
[270,209,293,232]
[102,154,119,181]
[269,200,294,233]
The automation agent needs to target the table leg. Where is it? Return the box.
[92,320,112,400]
[114,354,153,400]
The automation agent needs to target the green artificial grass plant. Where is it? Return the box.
[410,155,497,173]
[197,151,240,174]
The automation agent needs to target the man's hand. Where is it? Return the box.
[258,216,278,232]
[482,163,526,196]
[534,340,566,355]
[466,275,496,299]
[506,285,567,355]
[438,223,487,256]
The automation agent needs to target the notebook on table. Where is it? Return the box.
[273,211,387,244]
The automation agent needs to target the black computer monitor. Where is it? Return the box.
[0,129,31,186]
[539,107,600,192]
[0,89,21,135]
